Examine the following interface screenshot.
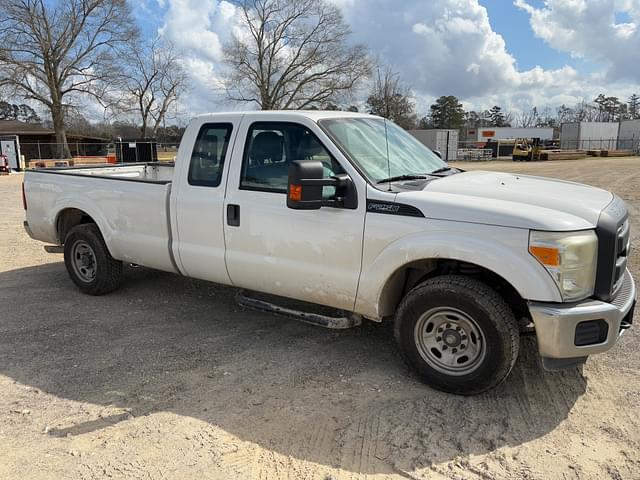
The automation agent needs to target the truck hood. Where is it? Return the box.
[396,170,613,230]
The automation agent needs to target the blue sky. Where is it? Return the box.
[481,0,599,75]
[481,0,572,70]
[132,0,640,116]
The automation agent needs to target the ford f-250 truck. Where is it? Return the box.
[23,111,636,395]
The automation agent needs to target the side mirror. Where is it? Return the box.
[287,160,357,210]
[432,149,443,159]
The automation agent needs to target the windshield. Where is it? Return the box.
[320,117,447,183]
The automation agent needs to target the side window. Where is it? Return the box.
[240,122,343,193]
[188,123,232,187]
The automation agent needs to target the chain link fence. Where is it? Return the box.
[8,137,640,168]
[13,141,181,168]
[454,138,640,161]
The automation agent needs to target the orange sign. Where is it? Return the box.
[482,130,496,138]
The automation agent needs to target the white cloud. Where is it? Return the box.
[160,0,237,63]
[334,0,640,113]
[515,0,640,82]
[158,0,243,115]
[156,0,640,119]
[333,0,593,111]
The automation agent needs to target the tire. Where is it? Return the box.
[394,275,519,395]
[63,224,123,295]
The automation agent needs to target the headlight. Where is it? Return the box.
[529,230,598,302]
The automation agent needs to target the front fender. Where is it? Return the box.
[354,224,561,320]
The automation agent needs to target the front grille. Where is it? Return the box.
[595,195,629,302]
[612,220,630,296]
[611,270,634,309]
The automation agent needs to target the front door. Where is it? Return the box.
[223,119,366,311]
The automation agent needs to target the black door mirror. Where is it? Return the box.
[287,160,357,210]
[432,149,443,159]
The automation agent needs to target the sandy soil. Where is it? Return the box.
[1,157,639,479]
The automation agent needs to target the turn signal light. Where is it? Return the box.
[529,245,560,267]
[289,184,302,202]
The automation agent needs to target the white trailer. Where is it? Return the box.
[409,129,458,161]
[560,122,619,150]
[467,127,554,142]
[618,119,640,152]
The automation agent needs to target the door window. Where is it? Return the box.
[240,122,342,194]
[188,123,233,187]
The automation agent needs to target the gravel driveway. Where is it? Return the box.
[1,158,639,479]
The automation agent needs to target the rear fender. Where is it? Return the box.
[51,195,118,258]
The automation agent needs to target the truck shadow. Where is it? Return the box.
[0,262,587,475]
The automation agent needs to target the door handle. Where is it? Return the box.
[227,204,240,227]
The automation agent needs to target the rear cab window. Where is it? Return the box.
[188,123,233,187]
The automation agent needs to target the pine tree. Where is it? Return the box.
[488,106,506,126]
[429,96,466,129]
[629,94,640,119]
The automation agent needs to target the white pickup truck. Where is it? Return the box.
[23,111,635,394]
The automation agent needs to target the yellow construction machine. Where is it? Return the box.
[512,137,542,161]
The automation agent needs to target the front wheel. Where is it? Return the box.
[394,275,519,395]
[64,224,123,295]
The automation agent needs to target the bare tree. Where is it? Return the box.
[123,38,188,138]
[223,0,371,110]
[366,67,417,129]
[555,104,573,124]
[515,107,539,128]
[0,0,137,158]
[572,100,600,122]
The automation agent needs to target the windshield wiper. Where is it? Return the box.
[376,174,428,184]
[430,166,452,174]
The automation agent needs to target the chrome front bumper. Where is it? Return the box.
[529,269,636,359]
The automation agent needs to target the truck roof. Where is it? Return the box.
[193,110,380,122]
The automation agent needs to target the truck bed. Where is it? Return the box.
[31,162,175,183]
[24,162,177,274]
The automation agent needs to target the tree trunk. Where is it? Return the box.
[140,115,148,138]
[51,104,71,159]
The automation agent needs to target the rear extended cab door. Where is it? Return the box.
[221,113,367,311]
[170,114,243,284]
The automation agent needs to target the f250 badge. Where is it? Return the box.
[366,200,425,217]
[367,202,400,213]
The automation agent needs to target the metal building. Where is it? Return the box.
[618,119,640,151]
[409,129,458,161]
[560,122,619,150]
[0,120,107,165]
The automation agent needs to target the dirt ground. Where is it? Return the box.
[1,157,639,480]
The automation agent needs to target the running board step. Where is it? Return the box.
[235,290,362,329]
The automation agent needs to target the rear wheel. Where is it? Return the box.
[64,224,123,295]
[394,275,519,395]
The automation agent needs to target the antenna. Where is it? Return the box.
[383,118,391,191]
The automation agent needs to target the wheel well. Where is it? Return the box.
[56,208,97,244]
[379,259,529,322]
